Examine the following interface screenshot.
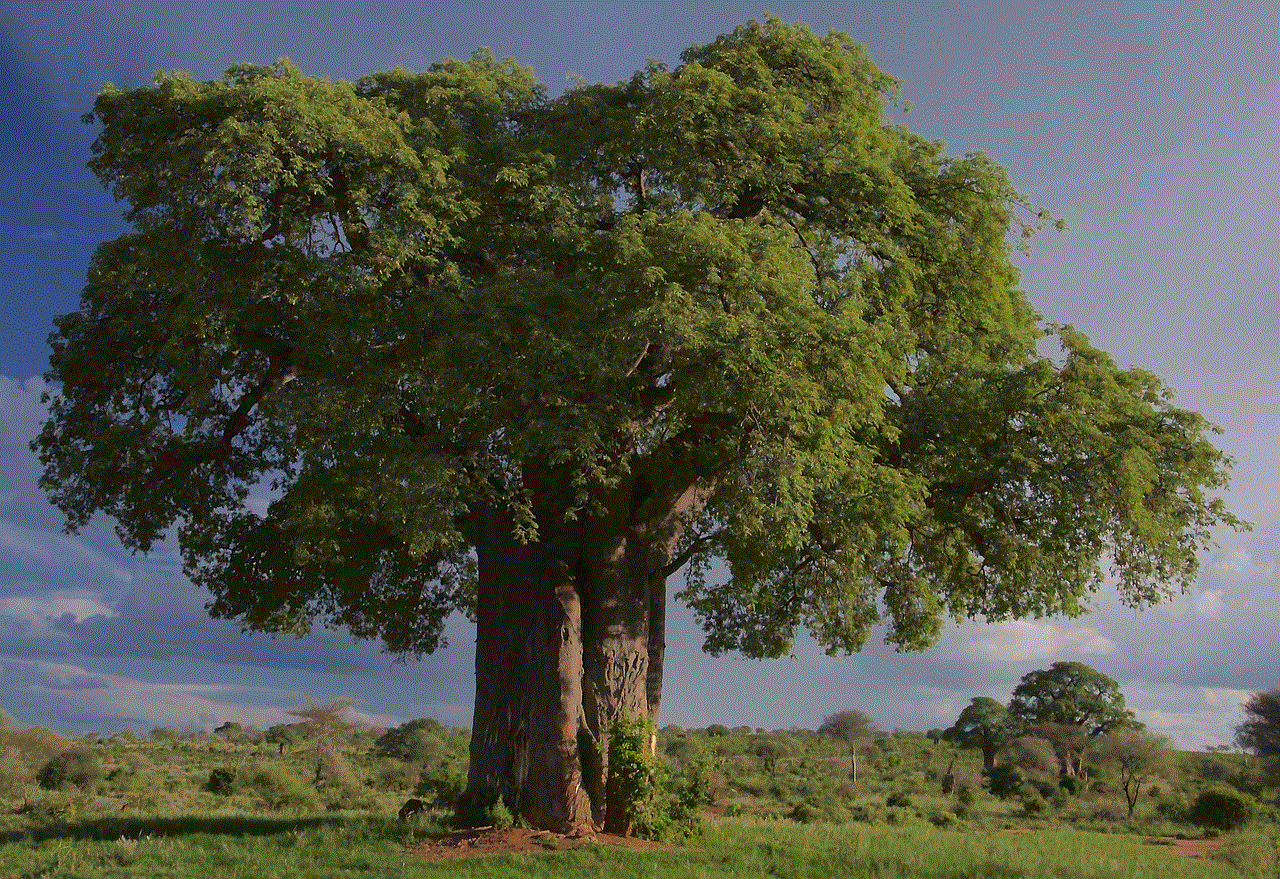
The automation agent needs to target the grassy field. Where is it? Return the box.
[1,811,1269,879]
[1,720,1276,878]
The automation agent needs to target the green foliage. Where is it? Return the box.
[946,697,1016,771]
[886,791,912,808]
[1187,784,1257,831]
[0,722,68,798]
[206,767,236,795]
[33,15,1246,828]
[606,713,711,842]
[1236,689,1280,788]
[451,789,518,830]
[239,762,323,811]
[1008,662,1138,736]
[607,712,657,835]
[38,747,105,792]
[1094,727,1175,818]
[413,766,465,809]
[1023,794,1049,815]
[987,764,1025,800]
[36,17,1243,676]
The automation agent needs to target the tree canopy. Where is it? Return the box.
[33,16,1245,830]
[1007,662,1138,737]
[1236,688,1280,787]
[38,18,1241,661]
[945,696,1017,772]
[1235,689,1280,758]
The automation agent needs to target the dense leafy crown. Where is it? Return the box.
[1007,662,1138,737]
[36,18,1242,659]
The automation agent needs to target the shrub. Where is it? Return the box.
[206,767,236,795]
[241,763,321,811]
[1023,795,1048,815]
[414,766,465,808]
[987,764,1025,799]
[1059,774,1085,795]
[452,790,518,829]
[1188,785,1256,831]
[37,748,104,792]
[929,810,960,828]
[886,791,912,808]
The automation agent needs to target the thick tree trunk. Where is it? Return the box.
[465,471,711,833]
[468,504,597,831]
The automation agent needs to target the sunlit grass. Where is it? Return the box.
[0,814,1251,879]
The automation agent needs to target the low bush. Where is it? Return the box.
[240,762,322,811]
[37,748,103,792]
[206,767,236,795]
[987,764,1024,799]
[1188,784,1256,831]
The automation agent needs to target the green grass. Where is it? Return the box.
[0,813,1250,879]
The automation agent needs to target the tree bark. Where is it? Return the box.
[467,503,597,832]
[465,469,712,833]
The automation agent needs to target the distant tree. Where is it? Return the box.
[819,709,881,786]
[750,734,795,777]
[1235,688,1280,787]
[1007,662,1139,778]
[945,697,1017,773]
[1094,727,1174,818]
[0,720,67,799]
[214,721,243,740]
[265,723,306,755]
[288,699,361,787]
[1030,722,1094,781]
[372,717,464,771]
[1000,734,1060,782]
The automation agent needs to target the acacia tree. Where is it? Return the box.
[819,709,881,787]
[1094,727,1173,818]
[34,19,1242,832]
[1007,662,1140,778]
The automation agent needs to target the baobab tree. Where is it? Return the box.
[35,18,1243,831]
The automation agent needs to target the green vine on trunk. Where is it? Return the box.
[607,713,711,842]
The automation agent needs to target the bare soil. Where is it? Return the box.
[1149,836,1227,860]
[404,825,676,862]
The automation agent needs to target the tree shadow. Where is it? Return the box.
[0,812,369,845]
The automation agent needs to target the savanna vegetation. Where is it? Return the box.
[1,694,1277,878]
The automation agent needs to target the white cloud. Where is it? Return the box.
[961,620,1116,663]
[1192,589,1224,619]
[0,656,307,732]
[1123,682,1254,750]
[0,375,51,454]
[0,589,115,628]
[1211,548,1275,580]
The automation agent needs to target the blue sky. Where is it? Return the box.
[1,2,1276,747]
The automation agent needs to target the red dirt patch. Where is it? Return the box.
[1147,836,1226,860]
[405,825,676,862]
